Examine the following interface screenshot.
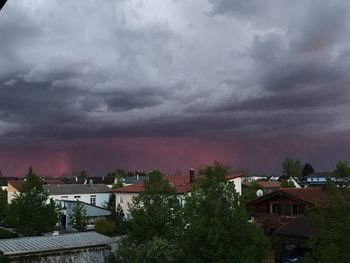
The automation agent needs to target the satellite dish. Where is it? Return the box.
[256,189,263,197]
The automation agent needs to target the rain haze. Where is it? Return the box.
[1,0,350,176]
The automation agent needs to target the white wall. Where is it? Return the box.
[49,193,110,207]
[114,193,134,219]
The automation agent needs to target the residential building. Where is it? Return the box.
[302,172,334,187]
[246,187,325,233]
[58,200,111,231]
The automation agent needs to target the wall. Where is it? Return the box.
[49,193,110,207]
[114,192,134,219]
[7,184,19,204]
[6,246,111,263]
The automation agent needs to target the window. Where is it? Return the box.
[272,204,281,214]
[90,195,96,206]
[74,195,81,199]
[292,205,298,215]
[119,196,123,204]
[61,196,68,199]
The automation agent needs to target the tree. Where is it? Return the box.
[70,201,88,232]
[182,161,268,263]
[0,188,7,220]
[116,170,183,262]
[112,169,125,189]
[240,180,263,205]
[302,163,314,178]
[281,158,302,181]
[303,161,350,262]
[7,167,61,236]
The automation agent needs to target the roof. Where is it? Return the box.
[242,181,281,188]
[7,180,24,191]
[43,179,63,185]
[0,232,113,256]
[305,172,333,178]
[124,175,149,185]
[247,187,326,207]
[43,184,111,195]
[113,173,241,194]
[275,216,319,237]
[60,200,111,216]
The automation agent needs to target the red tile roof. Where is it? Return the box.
[112,174,241,193]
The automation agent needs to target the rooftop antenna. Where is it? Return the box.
[256,189,263,197]
[0,0,8,11]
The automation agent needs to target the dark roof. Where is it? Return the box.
[112,174,241,194]
[247,187,326,207]
[7,180,24,191]
[0,177,20,186]
[124,175,149,185]
[275,216,319,237]
[43,184,111,195]
[242,181,281,189]
[305,172,333,178]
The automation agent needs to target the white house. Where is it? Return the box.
[44,183,111,207]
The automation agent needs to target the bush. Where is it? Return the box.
[0,228,17,239]
[94,218,116,236]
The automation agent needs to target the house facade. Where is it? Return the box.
[246,187,325,233]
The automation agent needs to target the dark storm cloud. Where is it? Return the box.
[1,0,350,141]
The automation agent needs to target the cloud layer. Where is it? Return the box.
[1,0,350,175]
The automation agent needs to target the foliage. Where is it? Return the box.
[94,218,116,236]
[78,170,89,181]
[303,161,350,262]
[116,162,268,262]
[70,201,88,232]
[182,161,268,263]
[7,167,61,236]
[240,180,263,205]
[0,228,17,239]
[280,180,296,188]
[22,166,43,192]
[302,163,314,178]
[111,169,125,189]
[0,189,7,220]
[127,170,183,244]
[282,158,302,181]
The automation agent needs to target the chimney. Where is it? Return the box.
[136,174,139,181]
[89,179,93,187]
[189,168,195,183]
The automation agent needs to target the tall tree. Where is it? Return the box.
[281,158,302,181]
[0,188,7,220]
[182,161,268,263]
[116,170,183,262]
[7,167,61,236]
[302,163,315,178]
[70,201,88,232]
[304,161,350,262]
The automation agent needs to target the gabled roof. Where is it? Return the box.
[247,187,326,207]
[59,200,111,216]
[112,174,241,194]
[43,184,111,195]
[275,216,319,237]
[7,180,24,191]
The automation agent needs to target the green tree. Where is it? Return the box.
[302,163,314,178]
[182,161,268,263]
[7,167,61,236]
[116,170,183,262]
[303,161,350,262]
[70,201,88,232]
[282,158,302,181]
[112,169,125,189]
[240,180,263,205]
[0,188,7,220]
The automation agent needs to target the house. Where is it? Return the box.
[7,180,111,207]
[112,170,242,218]
[302,172,334,187]
[246,187,325,233]
[0,232,116,263]
[58,200,111,231]
[44,182,111,207]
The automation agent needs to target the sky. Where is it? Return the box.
[1,0,350,176]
